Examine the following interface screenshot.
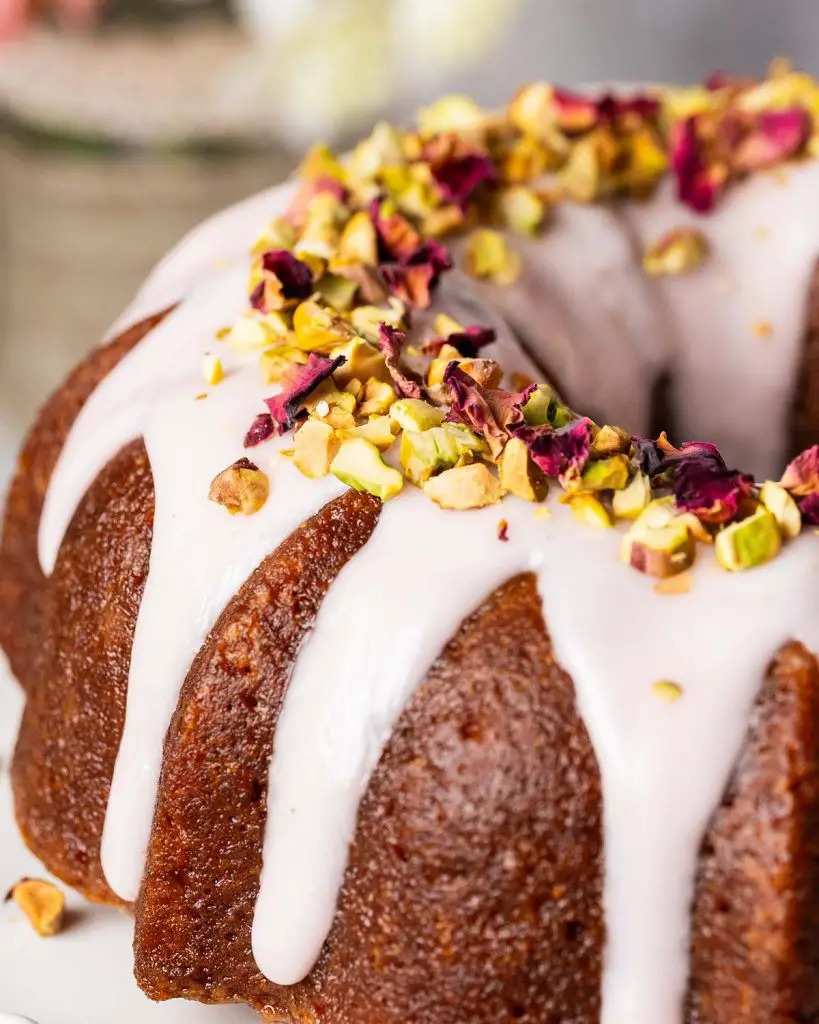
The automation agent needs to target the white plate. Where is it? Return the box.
[0,659,256,1024]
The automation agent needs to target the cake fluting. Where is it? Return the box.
[5,67,819,1023]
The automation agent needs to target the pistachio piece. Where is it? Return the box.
[612,471,652,520]
[499,437,549,502]
[759,480,802,540]
[433,313,465,339]
[259,345,308,385]
[580,455,630,492]
[330,338,390,388]
[359,378,398,418]
[643,227,709,276]
[621,499,695,577]
[417,94,486,139]
[292,299,355,353]
[464,228,522,286]
[349,298,406,343]
[389,398,445,432]
[209,458,270,516]
[331,438,404,501]
[400,424,484,486]
[591,424,631,456]
[225,311,288,352]
[564,494,613,528]
[252,216,297,256]
[316,274,359,312]
[715,507,782,571]
[496,185,547,235]
[202,354,224,386]
[338,210,379,266]
[427,343,463,387]
[340,415,398,451]
[652,680,684,703]
[293,420,339,479]
[423,463,504,510]
[7,879,65,937]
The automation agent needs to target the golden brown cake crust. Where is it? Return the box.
[0,311,166,689]
[11,438,154,905]
[688,640,819,1023]
[135,571,605,1024]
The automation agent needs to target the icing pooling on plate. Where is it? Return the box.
[34,159,819,1023]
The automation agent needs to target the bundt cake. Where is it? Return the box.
[6,66,819,1023]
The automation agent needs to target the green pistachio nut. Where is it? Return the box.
[612,472,652,520]
[581,454,630,492]
[715,507,782,572]
[565,494,613,529]
[331,438,404,501]
[759,480,802,540]
[499,436,549,502]
[389,399,446,433]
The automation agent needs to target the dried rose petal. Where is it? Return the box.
[370,198,422,264]
[732,107,810,172]
[423,134,497,210]
[382,239,453,309]
[670,117,725,212]
[422,324,497,357]
[654,438,752,524]
[444,362,506,458]
[552,87,599,132]
[264,352,346,434]
[799,492,819,524]
[632,436,664,477]
[244,413,276,448]
[704,71,755,92]
[780,445,819,495]
[512,419,593,478]
[251,250,314,312]
[378,323,422,399]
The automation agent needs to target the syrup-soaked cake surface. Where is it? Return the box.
[6,66,819,1024]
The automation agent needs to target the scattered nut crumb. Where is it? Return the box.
[497,518,509,542]
[653,571,693,596]
[754,319,774,338]
[754,226,770,240]
[209,458,270,515]
[202,353,224,386]
[195,393,208,402]
[652,680,684,703]
[5,878,65,936]
[533,506,552,520]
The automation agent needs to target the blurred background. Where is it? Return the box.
[0,0,817,482]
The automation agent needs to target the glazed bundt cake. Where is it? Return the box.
[7,67,819,1023]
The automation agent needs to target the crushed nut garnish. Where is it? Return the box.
[209,458,270,516]
[754,319,774,338]
[202,354,224,386]
[6,878,65,936]
[642,227,709,276]
[497,519,509,542]
[652,680,684,703]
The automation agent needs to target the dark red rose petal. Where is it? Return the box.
[263,352,346,434]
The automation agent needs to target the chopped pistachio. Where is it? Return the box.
[427,343,463,387]
[338,210,379,266]
[654,571,693,596]
[417,95,486,139]
[564,493,613,528]
[304,385,357,417]
[330,338,390,388]
[252,216,297,256]
[423,463,503,510]
[344,378,363,400]
[225,312,287,352]
[339,415,398,451]
[612,471,652,520]
[759,479,802,539]
[508,81,557,142]
[390,398,445,432]
[293,420,339,479]
[621,499,695,577]
[209,458,270,516]
[580,455,630,492]
[643,227,709,276]
[259,345,308,386]
[331,437,404,501]
[293,300,356,352]
[400,424,483,486]
[349,298,406,343]
[464,228,522,286]
[592,424,631,456]
[715,507,782,571]
[8,879,65,937]
[652,680,684,703]
[433,313,465,338]
[499,437,549,502]
[316,273,359,312]
[496,185,547,235]
[359,378,398,417]
[299,142,346,183]
[202,354,224,386]
[347,121,406,183]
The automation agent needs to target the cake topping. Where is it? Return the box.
[652,680,684,702]
[642,228,709,277]
[208,458,270,516]
[5,879,65,937]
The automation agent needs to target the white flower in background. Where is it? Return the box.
[230,0,521,144]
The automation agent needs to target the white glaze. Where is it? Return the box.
[33,152,819,1023]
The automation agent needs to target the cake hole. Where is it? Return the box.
[509,1003,527,1019]
[248,777,264,804]
[564,919,584,942]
